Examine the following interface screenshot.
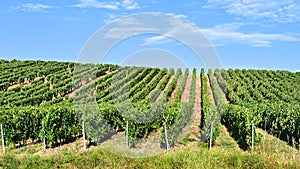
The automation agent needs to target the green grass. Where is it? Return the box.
[216,125,239,151]
[256,128,300,160]
[0,142,299,169]
[0,126,300,169]
[0,126,299,168]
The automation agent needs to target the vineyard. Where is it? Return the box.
[0,59,300,165]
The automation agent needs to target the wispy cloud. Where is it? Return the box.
[102,13,300,48]
[50,17,80,22]
[199,23,300,47]
[143,21,300,47]
[104,27,158,39]
[203,0,300,23]
[71,0,139,10]
[121,0,139,10]
[142,35,175,46]
[71,0,119,10]
[104,13,124,23]
[140,15,300,48]
[15,3,57,12]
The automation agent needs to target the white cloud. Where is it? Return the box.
[71,0,119,10]
[142,35,175,46]
[71,0,139,10]
[142,22,300,47]
[203,0,300,23]
[199,23,300,47]
[102,13,299,48]
[121,0,139,10]
[101,16,160,39]
[15,3,56,12]
[104,27,158,39]
[166,13,187,20]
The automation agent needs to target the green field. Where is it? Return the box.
[0,59,299,168]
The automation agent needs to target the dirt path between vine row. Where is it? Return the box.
[206,75,215,105]
[206,75,240,150]
[7,81,30,90]
[68,71,113,98]
[168,76,182,104]
[7,77,42,90]
[177,75,201,141]
[156,75,174,101]
[128,75,187,153]
[98,74,176,157]
[180,75,192,103]
[189,75,202,140]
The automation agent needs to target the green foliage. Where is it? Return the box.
[200,69,221,144]
[0,102,81,147]
[222,104,260,149]
[161,68,197,147]
[1,59,299,152]
[223,69,300,147]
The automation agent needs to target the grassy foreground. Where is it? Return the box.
[0,142,299,169]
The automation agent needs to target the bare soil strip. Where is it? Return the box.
[177,75,201,142]
[68,71,113,97]
[168,76,182,104]
[206,75,216,105]
[180,75,192,103]
[156,75,174,101]
[7,76,43,90]
[7,81,31,90]
[188,75,202,141]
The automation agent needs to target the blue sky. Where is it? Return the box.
[1,0,300,71]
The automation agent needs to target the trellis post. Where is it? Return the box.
[82,121,86,151]
[164,122,169,151]
[126,121,129,147]
[209,122,213,150]
[1,123,5,153]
